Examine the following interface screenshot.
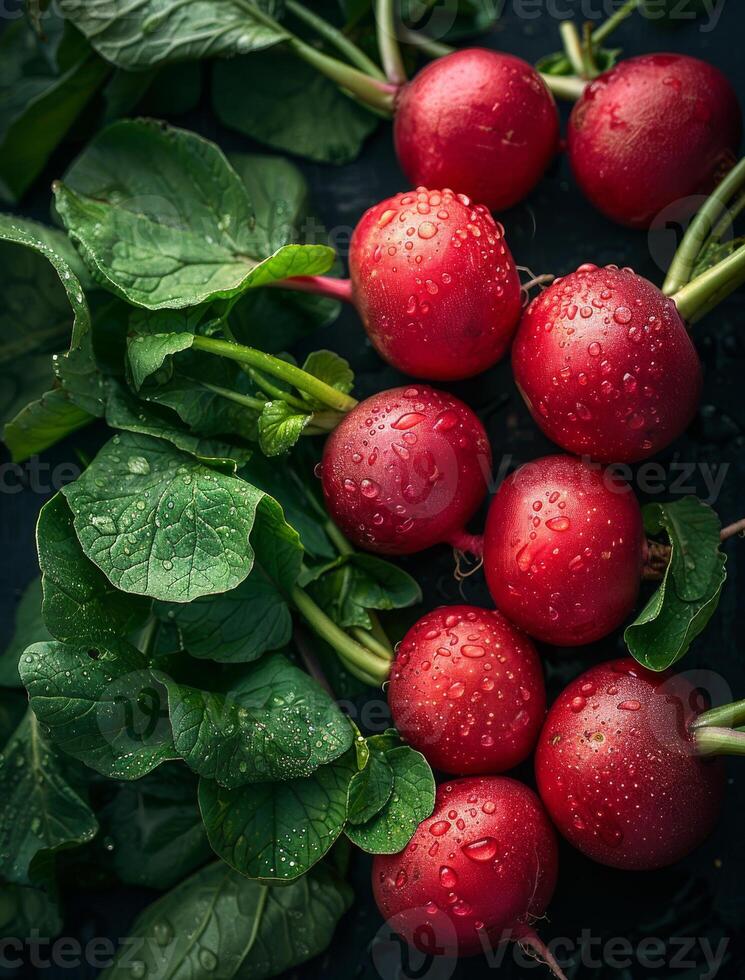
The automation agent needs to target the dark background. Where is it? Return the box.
[1,1,744,977]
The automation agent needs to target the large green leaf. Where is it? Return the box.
[54,120,335,309]
[0,13,108,202]
[60,0,287,70]
[345,743,435,854]
[100,765,211,889]
[213,50,378,164]
[100,861,351,980]
[38,494,150,644]
[0,710,98,884]
[61,432,277,603]
[163,653,353,787]
[199,750,355,881]
[20,639,176,779]
[0,578,52,688]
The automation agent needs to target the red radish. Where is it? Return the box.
[373,776,564,972]
[388,605,545,774]
[568,54,742,229]
[535,658,725,870]
[512,264,702,462]
[394,50,560,213]
[321,385,490,556]
[283,186,522,381]
[348,188,522,380]
[483,454,645,646]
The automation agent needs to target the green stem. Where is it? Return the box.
[247,368,309,412]
[541,72,588,101]
[692,699,745,731]
[664,157,745,296]
[397,25,453,58]
[352,627,393,660]
[285,0,386,80]
[191,335,358,413]
[324,518,354,556]
[671,243,745,324]
[290,586,390,685]
[560,21,587,78]
[547,0,640,77]
[200,381,266,413]
[376,0,407,85]
[694,726,745,758]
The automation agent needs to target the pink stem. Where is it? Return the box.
[276,275,354,304]
[512,924,568,980]
[446,530,484,558]
[721,517,745,542]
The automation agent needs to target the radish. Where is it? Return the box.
[373,776,565,972]
[512,264,702,462]
[394,49,560,213]
[320,385,490,556]
[283,186,523,380]
[512,157,745,463]
[388,605,545,774]
[483,455,645,646]
[568,54,742,229]
[535,658,738,870]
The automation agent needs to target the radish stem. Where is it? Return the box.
[446,530,484,558]
[376,0,407,86]
[541,72,587,101]
[721,517,745,541]
[397,25,453,59]
[692,698,745,731]
[664,156,745,296]
[671,243,745,324]
[694,726,745,757]
[546,0,640,77]
[191,335,358,413]
[277,275,354,304]
[559,21,587,78]
[285,0,386,80]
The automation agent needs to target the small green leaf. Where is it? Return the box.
[199,750,356,881]
[692,237,745,279]
[643,497,722,601]
[4,389,93,463]
[99,765,211,889]
[163,653,353,787]
[128,332,196,390]
[54,120,335,309]
[62,432,270,603]
[345,744,435,854]
[300,350,354,409]
[309,553,422,630]
[99,860,352,980]
[258,400,312,457]
[0,578,52,688]
[214,51,378,165]
[37,494,150,644]
[347,749,394,825]
[61,0,287,70]
[0,710,98,884]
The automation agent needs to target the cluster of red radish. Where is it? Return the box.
[277,20,744,976]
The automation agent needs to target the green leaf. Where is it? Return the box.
[60,0,287,70]
[153,498,302,661]
[258,400,312,457]
[228,153,310,255]
[692,236,745,279]
[62,432,273,603]
[164,653,353,787]
[0,883,61,940]
[199,750,356,881]
[213,50,378,165]
[100,860,352,980]
[100,765,211,889]
[20,639,176,779]
[626,498,727,671]
[345,744,435,854]
[0,710,98,884]
[4,389,93,463]
[105,379,252,465]
[309,553,422,630]
[625,553,727,672]
[0,578,52,688]
[54,119,335,309]
[0,14,109,202]
[346,749,393,825]
[128,331,197,390]
[37,494,150,644]
[300,350,353,408]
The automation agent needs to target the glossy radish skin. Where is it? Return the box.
[536,659,725,870]
[321,386,491,555]
[483,455,645,646]
[349,188,522,380]
[388,606,545,775]
[569,54,742,229]
[395,49,560,213]
[512,265,702,463]
[373,777,559,957]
